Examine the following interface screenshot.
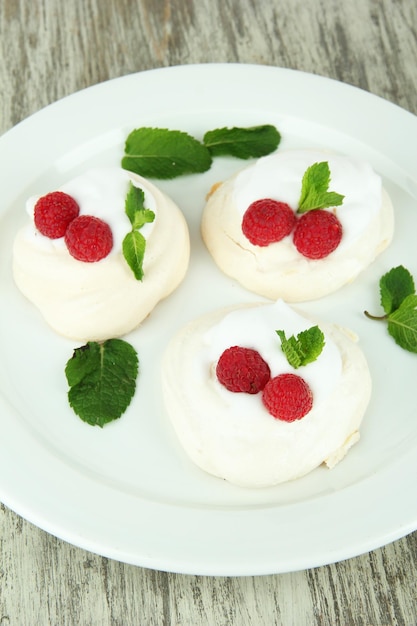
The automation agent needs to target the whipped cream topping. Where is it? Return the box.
[24,167,156,254]
[13,167,190,341]
[201,149,394,301]
[204,299,342,410]
[162,299,372,487]
[233,150,383,253]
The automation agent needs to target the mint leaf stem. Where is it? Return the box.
[363,311,388,321]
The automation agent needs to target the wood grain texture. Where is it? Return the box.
[1,0,417,624]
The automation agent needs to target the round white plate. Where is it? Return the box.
[1,64,417,576]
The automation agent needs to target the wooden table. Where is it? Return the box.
[1,1,417,623]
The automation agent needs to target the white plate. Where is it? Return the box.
[1,64,417,576]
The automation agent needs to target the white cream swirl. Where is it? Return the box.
[201,150,394,301]
[162,300,371,488]
[24,167,156,254]
[233,150,382,251]
[13,167,190,341]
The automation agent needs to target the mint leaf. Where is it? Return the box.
[125,182,145,224]
[122,124,282,179]
[203,125,281,159]
[123,182,155,281]
[125,183,155,230]
[123,230,146,280]
[65,339,139,427]
[380,265,415,315]
[65,342,98,387]
[298,161,344,213]
[387,294,417,353]
[276,325,325,369]
[365,265,417,353]
[276,330,303,369]
[122,127,212,179]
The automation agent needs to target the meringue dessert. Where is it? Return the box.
[201,150,394,301]
[13,167,190,341]
[161,299,371,488]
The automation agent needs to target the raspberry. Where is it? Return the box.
[34,191,80,239]
[242,198,296,246]
[293,209,342,259]
[65,215,113,262]
[262,373,313,422]
[216,346,271,394]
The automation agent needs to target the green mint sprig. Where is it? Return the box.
[122,128,212,179]
[122,183,155,281]
[298,161,344,213]
[364,265,417,353]
[203,125,281,159]
[122,125,281,179]
[276,325,325,369]
[65,339,139,427]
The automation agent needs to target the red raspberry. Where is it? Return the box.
[65,215,113,262]
[262,373,313,422]
[242,198,296,246]
[293,209,343,259]
[34,191,80,239]
[216,346,271,394]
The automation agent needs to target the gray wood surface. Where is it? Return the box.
[1,0,417,624]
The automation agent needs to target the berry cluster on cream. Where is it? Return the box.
[216,344,313,422]
[216,337,318,423]
[34,190,113,262]
[241,160,344,259]
[208,299,341,423]
[234,151,383,257]
[215,316,326,421]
